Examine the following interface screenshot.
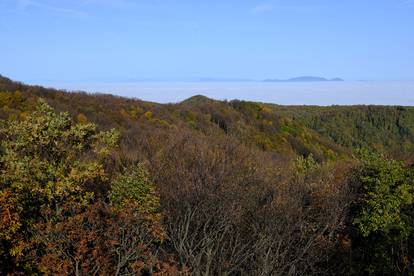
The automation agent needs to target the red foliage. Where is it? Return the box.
[34,202,182,275]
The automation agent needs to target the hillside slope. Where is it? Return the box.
[1,75,413,160]
[269,104,414,159]
[2,75,414,274]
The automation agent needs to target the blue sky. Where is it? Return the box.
[0,0,413,82]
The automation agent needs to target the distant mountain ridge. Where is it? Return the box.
[263,76,344,82]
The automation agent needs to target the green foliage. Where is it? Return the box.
[110,164,160,215]
[348,150,414,274]
[273,105,414,159]
[294,154,319,175]
[229,100,345,160]
[352,151,414,237]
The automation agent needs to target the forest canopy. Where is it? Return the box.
[1,76,414,275]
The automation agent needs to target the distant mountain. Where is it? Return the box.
[329,77,344,82]
[263,76,344,82]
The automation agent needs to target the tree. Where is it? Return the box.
[347,151,414,274]
[0,99,119,272]
[109,164,160,216]
[34,162,170,275]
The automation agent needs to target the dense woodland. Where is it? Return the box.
[1,75,414,275]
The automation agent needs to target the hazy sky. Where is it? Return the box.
[1,0,413,82]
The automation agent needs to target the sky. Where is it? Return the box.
[0,0,413,83]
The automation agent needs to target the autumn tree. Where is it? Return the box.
[0,99,118,273]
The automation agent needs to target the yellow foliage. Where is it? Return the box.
[0,99,120,264]
[130,106,144,118]
[76,113,89,124]
[261,105,272,114]
[144,111,153,120]
[120,108,130,118]
[19,112,28,120]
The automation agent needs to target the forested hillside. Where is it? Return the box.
[1,75,414,275]
[270,104,414,160]
[2,75,414,161]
